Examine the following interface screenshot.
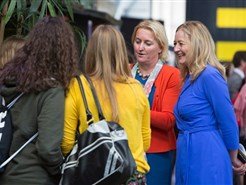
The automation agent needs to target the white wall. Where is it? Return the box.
[96,0,186,46]
[152,0,186,46]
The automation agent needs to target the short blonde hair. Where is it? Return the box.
[0,36,25,69]
[131,20,169,61]
[176,21,225,81]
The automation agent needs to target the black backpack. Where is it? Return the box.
[0,93,23,173]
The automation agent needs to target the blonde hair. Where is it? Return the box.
[84,25,131,122]
[0,36,25,69]
[176,21,225,81]
[131,20,169,61]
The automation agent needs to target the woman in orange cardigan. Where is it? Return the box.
[131,20,181,185]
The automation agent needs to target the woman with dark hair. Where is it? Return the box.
[228,51,246,101]
[0,16,79,185]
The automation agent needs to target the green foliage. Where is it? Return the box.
[0,0,88,57]
[3,0,17,24]
[0,0,81,35]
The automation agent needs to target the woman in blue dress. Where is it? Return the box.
[173,21,246,185]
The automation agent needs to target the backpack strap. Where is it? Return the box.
[0,92,38,170]
[6,93,24,109]
[1,93,24,109]
[0,132,38,169]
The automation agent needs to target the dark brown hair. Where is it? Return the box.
[232,51,246,68]
[0,16,79,93]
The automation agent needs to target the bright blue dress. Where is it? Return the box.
[174,65,239,185]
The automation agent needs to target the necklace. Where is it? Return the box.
[132,60,163,97]
[137,66,150,79]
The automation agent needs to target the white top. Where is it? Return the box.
[234,68,245,79]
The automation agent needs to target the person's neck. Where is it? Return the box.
[138,60,158,76]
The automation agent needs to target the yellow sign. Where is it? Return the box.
[216,41,246,62]
[216,8,246,28]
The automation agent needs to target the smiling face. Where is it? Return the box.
[133,28,161,65]
[173,29,191,65]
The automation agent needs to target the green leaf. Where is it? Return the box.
[16,0,22,20]
[20,0,26,9]
[0,0,9,12]
[16,0,26,35]
[39,0,47,19]
[3,0,17,25]
[64,0,74,21]
[50,0,63,17]
[73,25,87,58]
[25,13,39,31]
[30,0,42,13]
[16,0,21,10]
[56,0,62,4]
[25,11,36,20]
[47,2,56,17]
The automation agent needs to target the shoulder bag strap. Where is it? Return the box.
[84,75,105,120]
[75,76,94,127]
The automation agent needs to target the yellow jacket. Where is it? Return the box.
[61,75,151,173]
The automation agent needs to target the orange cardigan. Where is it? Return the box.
[148,65,181,153]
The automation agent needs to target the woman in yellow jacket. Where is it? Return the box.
[61,25,151,184]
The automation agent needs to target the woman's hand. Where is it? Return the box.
[230,150,246,175]
[232,157,246,175]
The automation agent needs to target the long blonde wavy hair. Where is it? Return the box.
[84,25,131,122]
[176,21,225,81]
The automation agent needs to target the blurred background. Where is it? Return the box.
[1,0,246,67]
[93,0,246,67]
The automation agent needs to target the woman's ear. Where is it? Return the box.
[158,47,163,54]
